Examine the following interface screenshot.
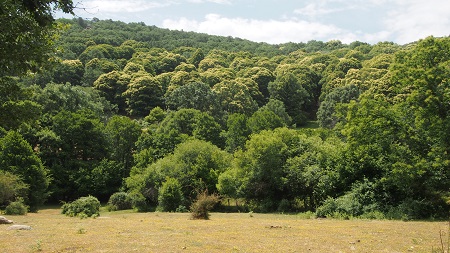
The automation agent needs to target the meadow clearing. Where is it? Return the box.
[1,207,448,253]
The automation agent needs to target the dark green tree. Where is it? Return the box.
[0,131,50,211]
[0,77,41,130]
[0,0,74,76]
[42,109,108,200]
[123,75,164,116]
[165,82,218,113]
[53,59,84,86]
[268,73,310,125]
[247,109,285,134]
[224,113,251,152]
[158,177,184,212]
[105,116,141,176]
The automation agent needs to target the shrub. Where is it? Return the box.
[296,211,316,219]
[316,180,379,218]
[359,211,385,220]
[385,198,447,220]
[108,192,132,211]
[277,199,291,213]
[315,197,338,218]
[158,178,183,212]
[4,198,28,215]
[175,205,188,213]
[128,192,150,212]
[61,196,100,218]
[190,192,219,220]
[0,171,28,207]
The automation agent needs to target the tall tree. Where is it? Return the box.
[0,0,74,76]
[105,115,141,177]
[43,109,108,200]
[0,131,50,211]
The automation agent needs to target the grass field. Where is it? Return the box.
[1,207,448,252]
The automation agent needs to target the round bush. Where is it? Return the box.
[108,192,132,211]
[61,195,100,218]
[158,178,183,212]
[5,199,28,215]
[128,192,150,212]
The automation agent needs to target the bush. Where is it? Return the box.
[0,171,28,207]
[277,199,291,213]
[315,197,338,218]
[316,180,379,218]
[61,196,100,218]
[158,178,183,212]
[108,192,132,211]
[296,211,316,219]
[190,192,219,220]
[128,192,150,212]
[175,205,188,213]
[359,211,385,220]
[4,198,28,215]
[385,198,447,220]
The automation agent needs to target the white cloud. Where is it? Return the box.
[77,0,170,13]
[66,0,450,44]
[383,0,450,44]
[162,14,360,44]
[294,2,346,19]
[293,0,450,44]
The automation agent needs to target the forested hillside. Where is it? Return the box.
[1,17,449,219]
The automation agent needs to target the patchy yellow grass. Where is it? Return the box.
[1,208,447,252]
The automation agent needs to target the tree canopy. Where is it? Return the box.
[1,15,448,218]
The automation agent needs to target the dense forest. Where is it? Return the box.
[1,15,449,219]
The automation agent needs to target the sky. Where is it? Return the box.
[59,0,450,45]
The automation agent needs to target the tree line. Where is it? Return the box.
[0,15,449,219]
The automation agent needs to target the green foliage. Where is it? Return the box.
[247,109,285,134]
[2,15,449,220]
[0,131,49,211]
[190,192,220,220]
[0,77,42,130]
[127,139,231,207]
[144,106,166,124]
[123,75,164,116]
[0,171,28,206]
[105,116,141,175]
[90,159,124,200]
[224,113,251,152]
[107,192,132,211]
[4,198,28,215]
[42,109,108,200]
[0,0,74,76]
[219,128,342,212]
[277,199,291,213]
[317,84,359,128]
[53,60,84,85]
[32,83,116,117]
[157,178,184,212]
[165,82,218,113]
[269,73,310,125]
[212,80,258,115]
[127,192,151,212]
[316,180,380,218]
[61,196,100,218]
[157,109,223,147]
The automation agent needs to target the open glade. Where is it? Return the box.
[1,207,448,252]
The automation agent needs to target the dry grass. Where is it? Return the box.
[1,207,447,252]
